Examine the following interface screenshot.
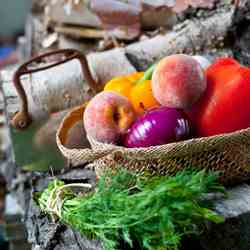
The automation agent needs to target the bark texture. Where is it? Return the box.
[125,4,233,70]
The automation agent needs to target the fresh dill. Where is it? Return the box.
[37,168,225,250]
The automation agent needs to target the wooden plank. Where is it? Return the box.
[55,25,105,39]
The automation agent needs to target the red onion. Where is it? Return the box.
[123,107,191,148]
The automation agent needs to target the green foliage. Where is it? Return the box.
[37,169,225,250]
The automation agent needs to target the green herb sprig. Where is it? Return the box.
[36,169,225,250]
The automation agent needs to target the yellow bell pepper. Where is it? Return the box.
[104,66,159,114]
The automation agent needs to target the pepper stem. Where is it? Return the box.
[137,64,156,84]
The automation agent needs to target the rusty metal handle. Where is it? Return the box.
[11,49,100,130]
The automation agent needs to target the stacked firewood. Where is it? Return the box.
[30,0,220,55]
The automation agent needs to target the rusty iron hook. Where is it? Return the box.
[11,49,100,130]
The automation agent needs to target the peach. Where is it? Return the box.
[152,54,206,109]
[83,91,136,144]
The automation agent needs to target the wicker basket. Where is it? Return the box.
[56,104,250,185]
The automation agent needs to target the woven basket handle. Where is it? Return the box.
[56,104,114,166]
[11,49,100,130]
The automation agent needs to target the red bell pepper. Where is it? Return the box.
[188,57,250,137]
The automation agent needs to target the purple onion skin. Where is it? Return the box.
[123,107,191,148]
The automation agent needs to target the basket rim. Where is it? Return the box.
[56,104,250,160]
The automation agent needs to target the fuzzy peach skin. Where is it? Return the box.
[152,54,206,109]
[84,91,136,144]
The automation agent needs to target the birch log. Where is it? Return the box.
[3,2,235,125]
[22,48,136,122]
[125,5,234,70]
